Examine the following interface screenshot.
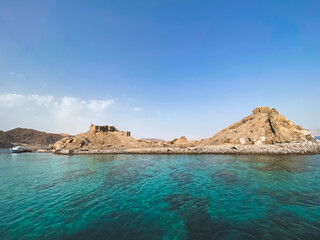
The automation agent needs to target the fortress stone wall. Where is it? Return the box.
[89,124,130,137]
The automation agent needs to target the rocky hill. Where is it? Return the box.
[3,128,63,147]
[203,107,315,145]
[53,124,153,150]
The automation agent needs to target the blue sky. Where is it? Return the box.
[0,0,319,139]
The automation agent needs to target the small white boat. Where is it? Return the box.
[11,146,27,153]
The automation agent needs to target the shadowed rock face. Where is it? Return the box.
[0,128,63,148]
[0,131,13,148]
[205,107,315,145]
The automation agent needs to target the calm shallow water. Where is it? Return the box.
[0,153,320,240]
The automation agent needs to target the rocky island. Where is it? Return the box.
[52,107,320,155]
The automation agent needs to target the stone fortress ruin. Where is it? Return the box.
[89,124,131,137]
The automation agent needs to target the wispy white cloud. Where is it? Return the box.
[0,93,114,134]
[87,99,114,113]
[155,110,161,114]
[9,72,24,79]
[133,107,141,111]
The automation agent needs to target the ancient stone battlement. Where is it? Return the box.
[89,124,117,133]
[252,107,271,114]
[89,124,131,137]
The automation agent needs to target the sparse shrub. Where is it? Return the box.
[170,139,178,144]
[223,138,231,143]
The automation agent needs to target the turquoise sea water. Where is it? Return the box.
[0,153,320,240]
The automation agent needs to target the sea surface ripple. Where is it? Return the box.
[0,153,320,240]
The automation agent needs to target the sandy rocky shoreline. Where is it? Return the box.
[50,141,320,156]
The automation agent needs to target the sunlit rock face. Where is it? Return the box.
[205,107,316,145]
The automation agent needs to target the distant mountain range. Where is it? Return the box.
[0,128,66,148]
[140,138,166,142]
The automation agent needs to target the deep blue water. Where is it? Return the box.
[0,153,320,240]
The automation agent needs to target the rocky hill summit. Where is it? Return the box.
[203,107,315,145]
[53,124,152,150]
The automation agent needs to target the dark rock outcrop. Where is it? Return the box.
[0,131,14,148]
